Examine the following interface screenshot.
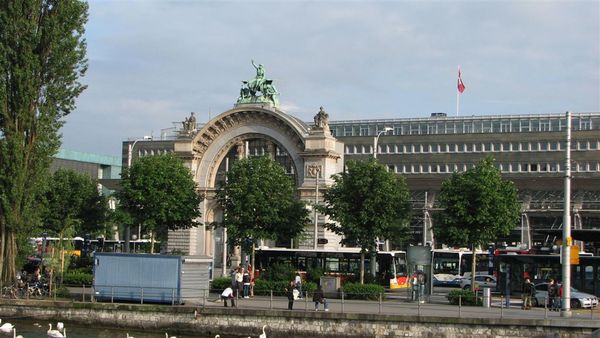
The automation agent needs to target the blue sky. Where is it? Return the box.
[61,0,600,157]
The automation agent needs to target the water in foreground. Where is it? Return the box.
[1,318,219,338]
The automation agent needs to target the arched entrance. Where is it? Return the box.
[167,104,344,275]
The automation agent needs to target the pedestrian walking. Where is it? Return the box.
[294,272,303,299]
[521,278,535,309]
[235,267,244,298]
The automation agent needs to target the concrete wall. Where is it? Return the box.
[0,300,596,338]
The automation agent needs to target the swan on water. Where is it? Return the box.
[165,333,176,338]
[126,334,135,338]
[56,322,64,332]
[47,323,64,338]
[259,324,267,338]
[0,319,15,333]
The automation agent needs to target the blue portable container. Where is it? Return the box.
[93,253,182,304]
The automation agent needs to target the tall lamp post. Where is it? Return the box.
[374,127,392,252]
[373,127,393,159]
[125,135,152,253]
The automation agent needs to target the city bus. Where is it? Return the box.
[432,248,490,278]
[494,253,600,296]
[254,247,409,288]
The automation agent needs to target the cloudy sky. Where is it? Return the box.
[60,0,600,157]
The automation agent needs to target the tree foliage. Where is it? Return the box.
[215,156,309,246]
[0,0,88,283]
[41,169,109,239]
[320,159,412,283]
[434,157,521,288]
[434,157,521,247]
[117,154,203,246]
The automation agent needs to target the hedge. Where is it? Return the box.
[62,271,93,286]
[341,282,385,300]
[447,289,481,305]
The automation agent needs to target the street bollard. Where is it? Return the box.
[269,290,273,310]
[111,287,114,303]
[82,284,85,302]
[140,288,144,304]
[378,293,382,314]
[172,288,175,306]
[544,297,548,319]
[203,289,206,308]
[341,291,345,313]
[458,295,461,318]
[418,296,421,317]
[500,296,503,319]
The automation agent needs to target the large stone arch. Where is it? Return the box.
[192,104,309,189]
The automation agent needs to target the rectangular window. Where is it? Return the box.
[464,122,473,133]
[530,163,538,172]
[344,126,353,136]
[502,143,511,151]
[540,120,550,131]
[440,165,447,173]
[493,143,501,151]
[448,144,456,152]
[540,142,548,151]
[501,121,511,132]
[550,142,558,151]
[590,140,598,150]
[457,144,465,152]
[360,126,369,136]
[431,165,438,173]
[521,120,530,132]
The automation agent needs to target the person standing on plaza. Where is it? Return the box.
[286,281,295,310]
[521,278,535,309]
[548,279,558,311]
[294,272,303,299]
[235,267,244,298]
[242,269,251,298]
[312,284,329,311]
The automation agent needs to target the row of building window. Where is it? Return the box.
[386,162,600,174]
[330,114,598,137]
[138,149,173,156]
[345,140,599,155]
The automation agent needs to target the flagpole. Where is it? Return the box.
[456,65,460,116]
[456,89,460,116]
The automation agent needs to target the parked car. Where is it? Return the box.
[433,274,463,288]
[532,283,598,308]
[460,274,496,290]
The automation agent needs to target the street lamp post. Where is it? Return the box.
[373,127,393,159]
[373,127,392,252]
[125,135,152,253]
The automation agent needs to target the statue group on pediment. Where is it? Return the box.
[182,112,197,134]
[313,106,329,131]
[237,60,279,106]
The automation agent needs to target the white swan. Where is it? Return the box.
[165,333,176,338]
[12,328,24,338]
[47,323,64,338]
[56,322,64,332]
[214,335,220,338]
[0,319,14,333]
[259,324,267,338]
[126,334,135,338]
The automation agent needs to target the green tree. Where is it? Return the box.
[320,159,412,284]
[433,157,521,290]
[215,156,309,262]
[117,154,203,253]
[41,169,108,281]
[0,0,88,283]
[42,169,109,239]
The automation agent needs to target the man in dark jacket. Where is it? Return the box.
[312,284,329,311]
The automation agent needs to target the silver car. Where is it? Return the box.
[533,283,599,308]
[460,274,497,290]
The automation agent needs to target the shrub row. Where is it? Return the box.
[341,282,386,300]
[62,271,93,286]
[446,289,481,306]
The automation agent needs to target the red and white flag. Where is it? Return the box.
[457,68,466,94]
